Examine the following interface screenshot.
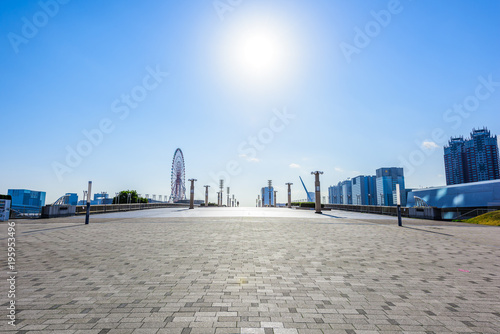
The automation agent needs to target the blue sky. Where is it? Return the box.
[1,0,499,206]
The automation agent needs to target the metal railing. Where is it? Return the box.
[454,208,495,220]
[10,206,42,219]
[323,203,410,217]
[75,202,189,215]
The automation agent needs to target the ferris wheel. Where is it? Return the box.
[170,148,186,202]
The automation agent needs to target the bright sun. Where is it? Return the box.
[220,16,297,88]
[237,27,283,74]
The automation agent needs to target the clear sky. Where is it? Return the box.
[1,0,499,206]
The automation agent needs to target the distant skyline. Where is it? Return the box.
[1,0,499,206]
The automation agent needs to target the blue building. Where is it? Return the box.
[8,189,46,214]
[351,175,377,205]
[341,180,353,204]
[261,187,274,206]
[406,179,500,210]
[328,182,343,204]
[93,193,111,205]
[54,193,78,205]
[77,193,112,205]
[444,128,500,185]
[376,167,405,206]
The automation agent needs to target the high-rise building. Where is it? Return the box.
[351,175,377,205]
[341,180,353,204]
[444,128,500,185]
[376,168,405,206]
[444,137,467,185]
[261,187,274,206]
[328,182,343,204]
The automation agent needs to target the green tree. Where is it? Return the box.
[112,190,147,204]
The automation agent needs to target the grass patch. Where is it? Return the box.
[464,210,500,226]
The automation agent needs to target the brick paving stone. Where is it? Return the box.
[1,208,500,333]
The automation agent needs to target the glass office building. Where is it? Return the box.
[375,167,405,206]
[261,187,274,206]
[328,182,343,204]
[351,175,377,205]
[341,180,353,205]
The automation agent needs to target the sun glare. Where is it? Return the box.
[237,27,283,75]
[219,16,298,89]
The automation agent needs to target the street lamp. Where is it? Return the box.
[267,180,272,207]
[285,183,293,208]
[188,179,197,209]
[85,181,92,225]
[311,171,323,214]
[204,185,210,207]
[396,183,402,227]
[273,190,277,207]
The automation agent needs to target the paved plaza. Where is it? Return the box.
[1,207,500,333]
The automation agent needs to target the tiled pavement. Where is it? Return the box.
[1,207,499,333]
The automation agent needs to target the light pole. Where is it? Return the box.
[115,192,120,211]
[188,179,197,209]
[396,183,402,227]
[285,183,293,208]
[217,192,220,206]
[273,190,277,207]
[311,171,323,214]
[85,181,92,225]
[267,180,272,207]
[204,185,210,207]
